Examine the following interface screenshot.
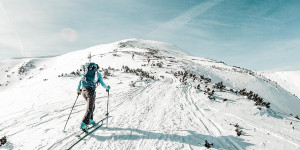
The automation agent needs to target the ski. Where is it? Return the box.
[75,115,108,138]
[68,116,109,150]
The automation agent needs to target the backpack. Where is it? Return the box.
[82,62,99,83]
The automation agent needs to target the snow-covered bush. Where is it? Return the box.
[122,65,154,80]
[200,75,211,83]
[18,61,35,75]
[204,88,215,100]
[103,69,111,79]
[112,54,120,57]
[238,88,270,108]
[0,136,6,146]
[130,81,136,87]
[156,62,163,68]
[213,82,226,91]
[230,123,242,136]
[205,140,213,148]
[59,69,81,77]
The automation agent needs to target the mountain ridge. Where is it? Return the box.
[0,39,299,149]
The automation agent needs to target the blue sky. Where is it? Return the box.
[0,0,300,71]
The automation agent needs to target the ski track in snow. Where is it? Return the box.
[189,84,300,148]
[0,39,300,150]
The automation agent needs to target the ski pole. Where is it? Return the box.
[63,93,80,131]
[106,89,109,128]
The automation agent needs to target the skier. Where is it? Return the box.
[132,53,134,59]
[77,62,111,132]
[147,57,150,65]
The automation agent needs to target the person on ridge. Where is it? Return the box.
[77,62,110,132]
[147,56,150,65]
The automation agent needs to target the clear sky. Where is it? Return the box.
[0,0,300,71]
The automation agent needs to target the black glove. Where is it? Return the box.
[77,89,82,95]
[106,85,110,92]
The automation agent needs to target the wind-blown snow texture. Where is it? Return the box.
[0,39,300,149]
[261,71,300,99]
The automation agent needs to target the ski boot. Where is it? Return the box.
[80,122,88,133]
[89,119,96,125]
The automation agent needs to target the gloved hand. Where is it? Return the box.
[106,85,111,92]
[77,90,82,95]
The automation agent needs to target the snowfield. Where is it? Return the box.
[0,39,300,150]
[261,71,300,99]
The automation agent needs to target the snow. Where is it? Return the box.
[261,71,300,98]
[0,39,300,149]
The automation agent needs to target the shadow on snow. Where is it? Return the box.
[90,127,254,149]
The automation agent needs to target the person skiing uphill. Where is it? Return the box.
[147,56,150,64]
[77,62,111,133]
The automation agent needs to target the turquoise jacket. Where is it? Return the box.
[77,72,110,91]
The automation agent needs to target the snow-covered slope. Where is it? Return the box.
[0,39,300,149]
[261,71,300,98]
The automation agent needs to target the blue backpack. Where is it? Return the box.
[82,62,99,83]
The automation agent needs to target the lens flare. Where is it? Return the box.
[61,28,78,42]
